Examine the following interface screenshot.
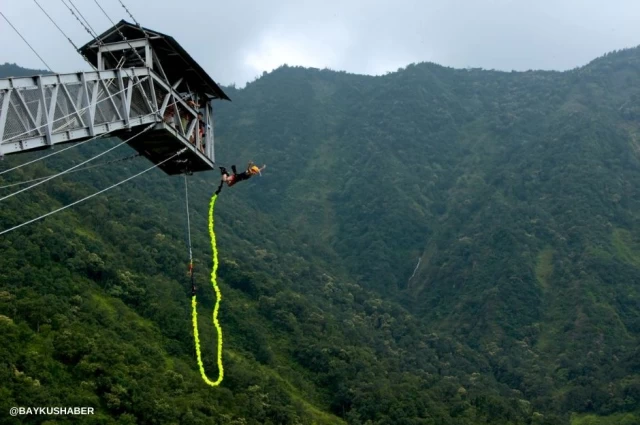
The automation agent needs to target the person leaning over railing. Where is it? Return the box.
[198,112,206,153]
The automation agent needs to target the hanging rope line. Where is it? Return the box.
[0,123,154,202]
[184,175,196,298]
[191,191,224,387]
[184,175,193,264]
[0,148,186,237]
[408,257,421,282]
[1,12,53,72]
[0,154,141,190]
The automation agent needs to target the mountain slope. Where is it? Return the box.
[214,48,640,422]
[2,47,640,425]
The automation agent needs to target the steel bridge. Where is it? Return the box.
[0,20,230,175]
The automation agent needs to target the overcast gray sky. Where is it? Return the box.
[2,0,639,87]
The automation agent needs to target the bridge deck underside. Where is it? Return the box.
[122,124,214,175]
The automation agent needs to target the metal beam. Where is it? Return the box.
[117,70,128,127]
[61,84,86,128]
[13,90,39,134]
[145,43,153,68]
[152,49,169,81]
[0,114,158,155]
[0,90,12,145]
[99,78,122,122]
[35,78,52,146]
[159,93,171,117]
[10,96,32,139]
[0,68,149,91]
[99,39,148,53]
[148,76,158,117]
[135,75,154,114]
[186,117,196,140]
[207,102,214,162]
[74,79,85,119]
[88,79,99,133]
[150,74,197,116]
[174,95,186,136]
[34,93,43,134]
[47,85,58,138]
[172,78,183,90]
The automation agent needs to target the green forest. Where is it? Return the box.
[1,46,640,425]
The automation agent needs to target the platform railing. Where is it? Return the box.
[0,68,214,163]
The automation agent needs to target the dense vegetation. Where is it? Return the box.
[1,46,640,425]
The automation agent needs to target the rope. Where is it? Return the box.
[0,12,53,72]
[191,192,224,387]
[0,148,186,236]
[184,175,196,296]
[0,154,141,190]
[184,175,193,262]
[1,75,150,145]
[0,123,154,202]
[407,257,421,285]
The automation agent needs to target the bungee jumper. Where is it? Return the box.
[218,161,266,189]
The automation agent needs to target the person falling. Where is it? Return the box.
[215,161,266,194]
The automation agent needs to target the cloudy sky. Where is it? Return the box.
[2,0,639,87]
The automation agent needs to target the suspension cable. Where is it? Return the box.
[0,12,52,72]
[92,0,156,115]
[92,0,147,68]
[117,0,140,26]
[60,0,99,40]
[115,0,155,71]
[0,148,186,236]
[0,123,155,202]
[59,0,151,129]
[91,0,157,116]
[0,154,141,190]
[62,0,124,72]
[38,0,159,139]
[3,3,150,147]
[32,0,97,71]
[0,134,110,176]
[69,0,101,38]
